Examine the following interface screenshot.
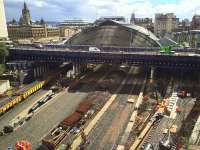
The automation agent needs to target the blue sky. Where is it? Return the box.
[4,0,200,22]
[149,0,179,5]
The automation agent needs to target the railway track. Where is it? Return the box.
[128,68,177,150]
[44,65,131,149]
[83,67,147,150]
[134,69,196,150]
[69,66,132,149]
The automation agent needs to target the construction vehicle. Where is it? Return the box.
[143,143,154,150]
[160,45,175,54]
[16,140,31,150]
[159,131,177,150]
[177,90,187,98]
[3,125,14,133]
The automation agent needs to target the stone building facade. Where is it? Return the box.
[154,13,179,38]
[7,2,60,41]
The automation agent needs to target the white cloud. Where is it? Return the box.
[4,0,200,21]
[87,0,200,20]
[33,1,47,8]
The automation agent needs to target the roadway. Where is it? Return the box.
[0,65,111,149]
[0,88,90,149]
[0,89,48,129]
[11,47,200,57]
[10,47,200,69]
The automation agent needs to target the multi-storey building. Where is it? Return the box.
[8,24,60,41]
[0,0,8,40]
[173,30,200,48]
[7,2,60,41]
[191,15,200,30]
[154,13,179,37]
[59,19,91,37]
[130,13,154,32]
[172,19,191,32]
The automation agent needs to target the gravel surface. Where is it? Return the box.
[85,68,145,150]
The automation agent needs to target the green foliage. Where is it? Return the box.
[0,64,5,75]
[0,43,9,64]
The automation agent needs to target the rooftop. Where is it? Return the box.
[59,19,90,26]
[67,20,160,47]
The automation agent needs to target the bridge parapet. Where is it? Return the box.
[12,45,200,53]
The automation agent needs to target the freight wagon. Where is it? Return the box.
[42,101,93,149]
[42,112,82,149]
[0,80,48,115]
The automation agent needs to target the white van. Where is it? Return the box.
[89,47,101,52]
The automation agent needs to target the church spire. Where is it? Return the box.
[24,1,27,10]
[21,1,31,25]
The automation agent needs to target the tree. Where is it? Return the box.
[0,43,9,64]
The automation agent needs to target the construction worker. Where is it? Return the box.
[16,140,31,150]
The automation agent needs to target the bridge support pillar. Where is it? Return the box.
[150,67,155,83]
[80,63,87,73]
[42,65,45,74]
[73,64,78,77]
[33,63,50,78]
[72,63,87,78]
[34,68,37,78]
[44,63,49,72]
[34,67,40,78]
[39,67,42,77]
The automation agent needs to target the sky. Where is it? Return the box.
[4,0,200,22]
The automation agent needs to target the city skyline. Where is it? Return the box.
[4,0,200,22]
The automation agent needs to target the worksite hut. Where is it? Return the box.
[0,80,10,94]
[60,112,82,129]
[76,100,93,114]
[66,20,160,47]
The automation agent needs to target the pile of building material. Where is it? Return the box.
[42,100,93,149]
[189,115,200,144]
[76,101,93,114]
